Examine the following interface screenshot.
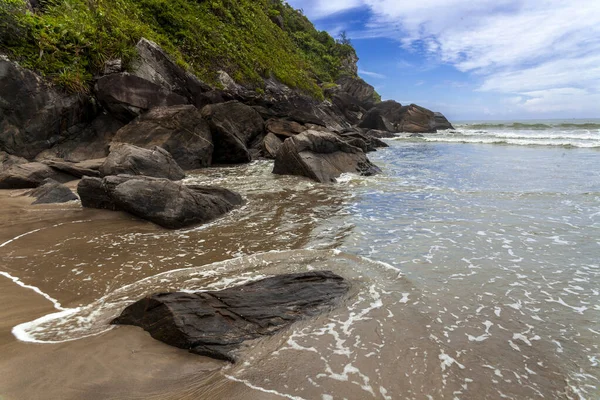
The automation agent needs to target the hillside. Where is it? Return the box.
[0,0,358,99]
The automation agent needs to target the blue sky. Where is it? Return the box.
[287,0,600,121]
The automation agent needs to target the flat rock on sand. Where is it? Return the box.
[112,271,350,362]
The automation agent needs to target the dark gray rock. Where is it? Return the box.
[265,118,306,139]
[112,271,350,362]
[262,132,283,159]
[273,130,381,183]
[131,38,211,102]
[41,159,103,178]
[0,162,74,189]
[0,151,28,172]
[201,101,264,164]
[102,59,122,75]
[364,129,397,139]
[0,58,96,159]
[100,143,185,180]
[358,108,395,132]
[112,105,213,170]
[336,75,376,109]
[339,131,388,152]
[77,175,243,229]
[434,112,455,130]
[35,114,124,162]
[28,178,78,204]
[94,73,188,122]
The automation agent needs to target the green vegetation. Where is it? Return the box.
[0,0,359,98]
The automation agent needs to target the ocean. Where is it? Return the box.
[0,120,598,399]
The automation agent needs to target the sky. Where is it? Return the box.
[286,0,600,121]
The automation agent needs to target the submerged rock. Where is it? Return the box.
[77,175,243,229]
[100,144,185,180]
[273,130,381,183]
[112,271,350,362]
[28,179,78,204]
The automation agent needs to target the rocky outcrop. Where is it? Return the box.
[201,101,264,164]
[94,73,187,122]
[131,38,211,102]
[28,178,78,204]
[41,159,103,178]
[263,132,283,159]
[336,76,376,109]
[0,151,27,172]
[100,144,185,180]
[0,162,74,189]
[433,112,454,130]
[112,271,350,362]
[358,108,395,132]
[395,104,437,133]
[77,175,243,229]
[0,58,95,159]
[35,114,124,162]
[339,130,388,152]
[265,118,306,138]
[273,130,381,183]
[112,105,213,170]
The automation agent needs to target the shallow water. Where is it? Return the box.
[0,136,599,399]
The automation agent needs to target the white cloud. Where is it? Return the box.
[290,0,600,117]
[358,69,386,79]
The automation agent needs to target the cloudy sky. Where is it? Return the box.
[287,0,600,121]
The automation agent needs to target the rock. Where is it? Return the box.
[0,151,28,172]
[194,89,235,109]
[341,52,359,76]
[339,131,388,152]
[273,130,381,183]
[265,118,306,138]
[396,104,436,133]
[102,59,122,75]
[112,271,350,362]
[358,108,395,132]
[364,129,396,139]
[35,114,125,162]
[262,132,283,159]
[409,133,424,138]
[131,38,211,101]
[28,178,78,204]
[77,175,243,229]
[94,73,188,122]
[0,59,96,159]
[270,14,284,29]
[201,101,264,164]
[433,112,454,130]
[369,100,405,123]
[337,76,376,109]
[100,144,185,180]
[112,105,213,170]
[41,159,103,178]
[0,162,74,189]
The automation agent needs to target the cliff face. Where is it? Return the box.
[0,0,359,99]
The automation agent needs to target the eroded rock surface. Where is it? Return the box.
[273,130,380,183]
[100,144,185,180]
[78,175,242,229]
[112,271,350,362]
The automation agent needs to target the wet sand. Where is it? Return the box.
[0,154,594,399]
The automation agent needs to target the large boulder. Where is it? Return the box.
[111,105,213,170]
[100,144,185,180]
[336,76,376,109]
[201,101,264,164]
[396,104,437,133]
[358,108,395,132]
[273,130,381,183]
[35,114,124,162]
[262,132,283,159]
[265,118,306,139]
[112,271,350,362]
[433,112,455,130]
[0,162,74,189]
[28,178,78,204]
[94,73,187,122]
[0,151,27,172]
[131,38,211,102]
[77,175,243,229]
[0,58,96,159]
